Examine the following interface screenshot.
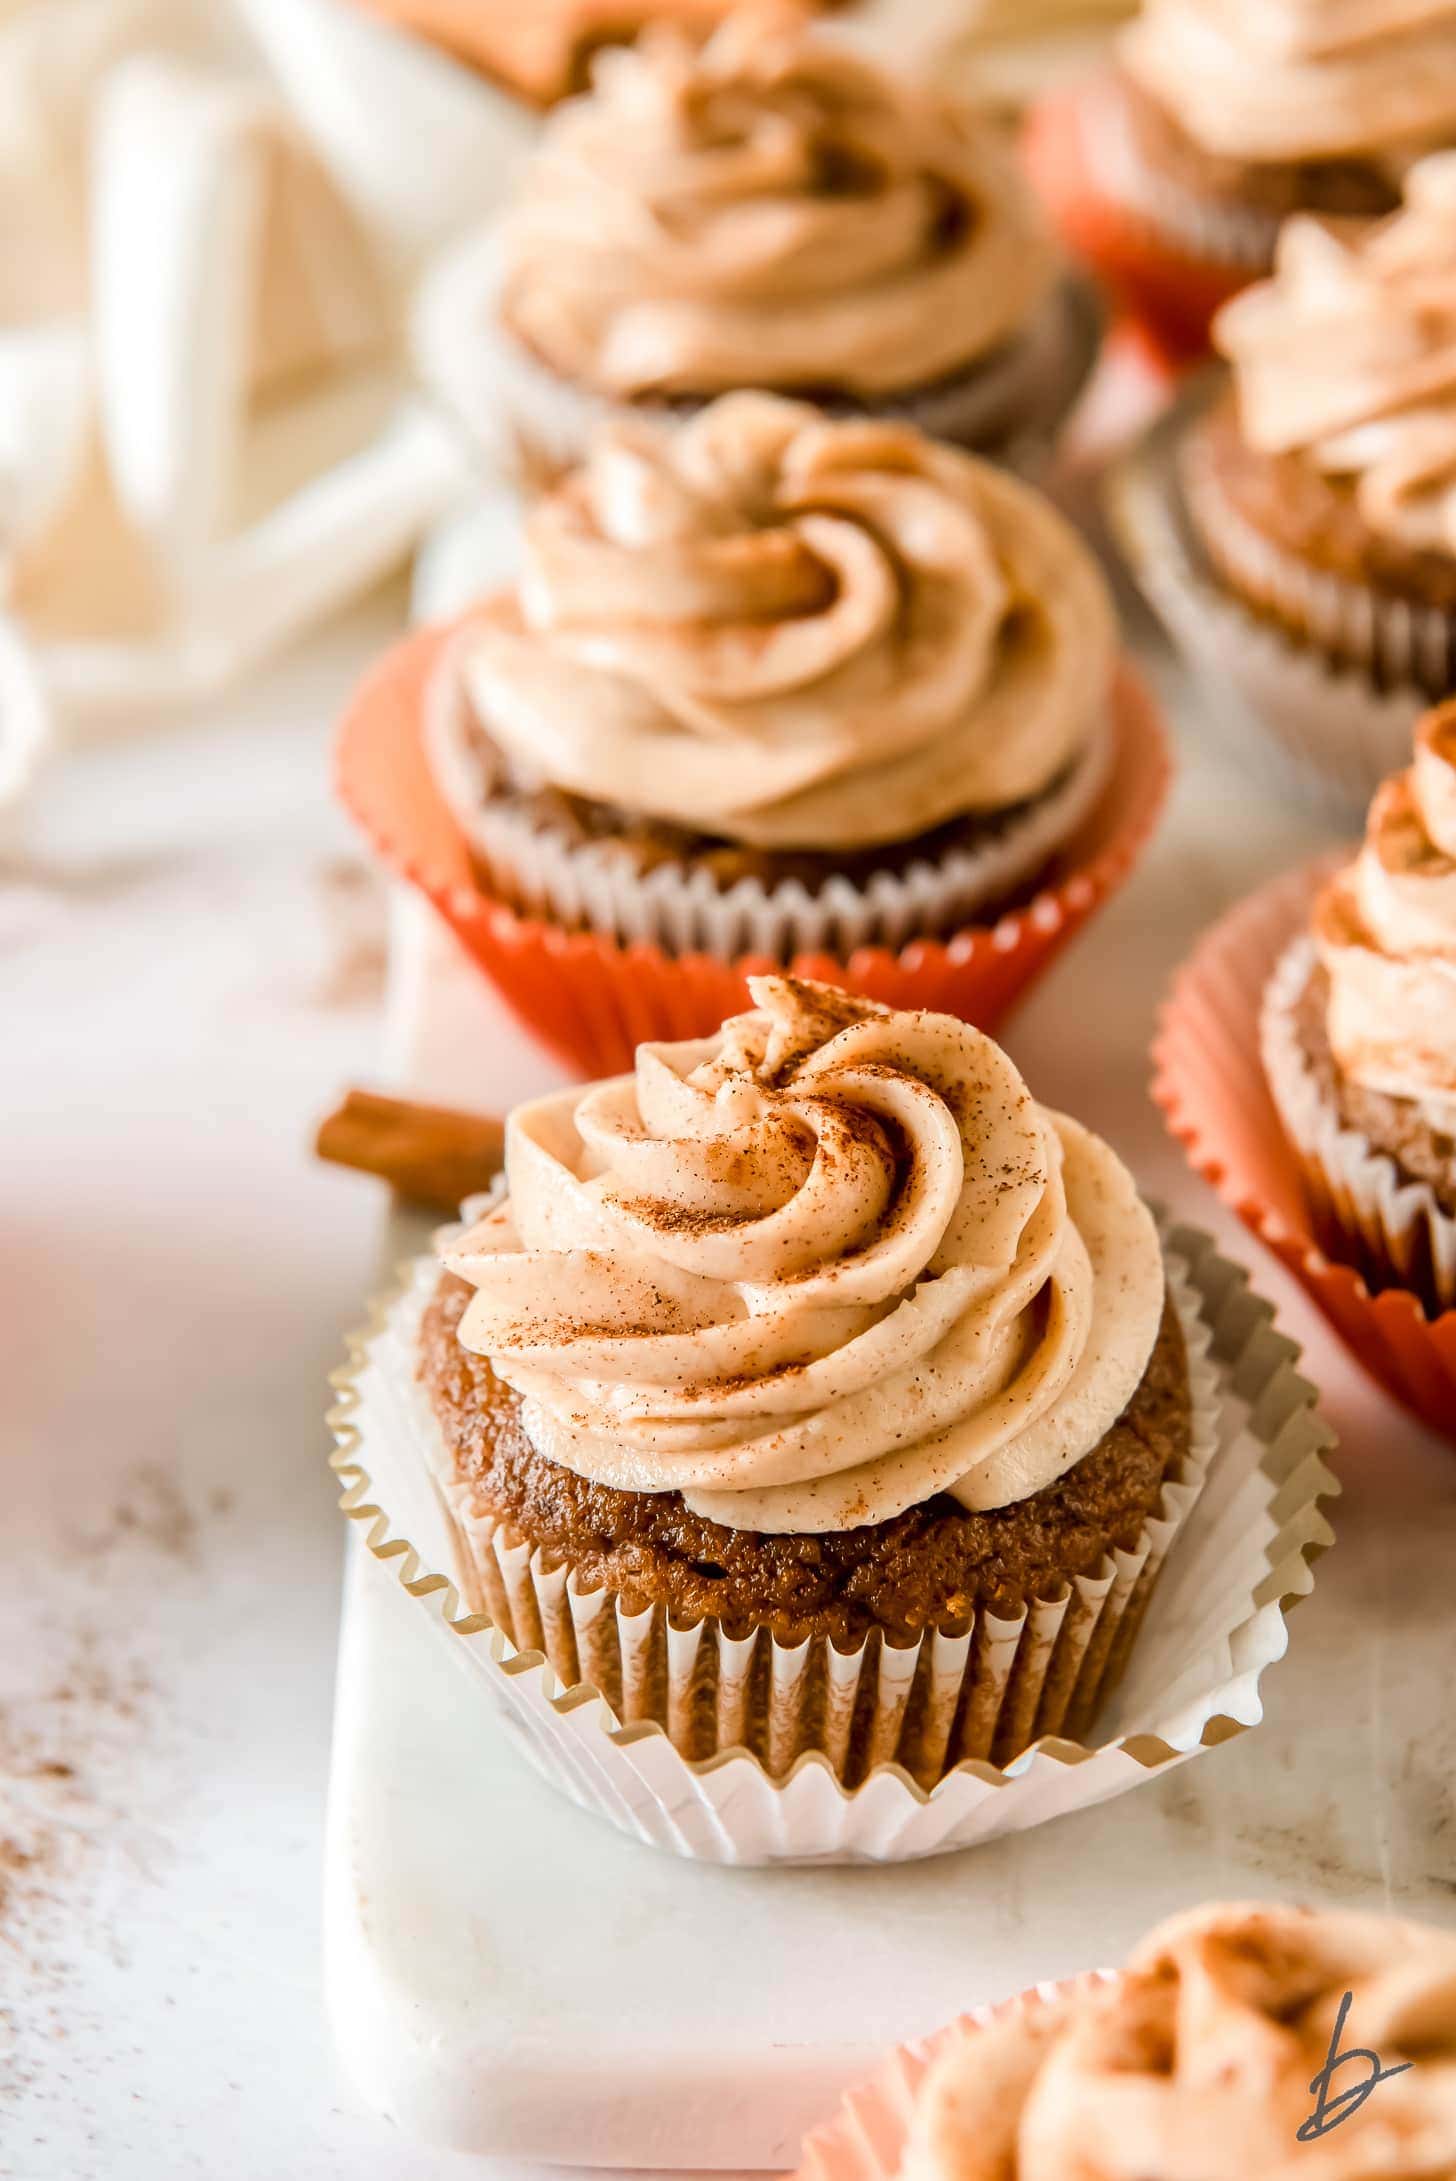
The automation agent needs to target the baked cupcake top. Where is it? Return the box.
[899,1900,1456,2180]
[439,976,1166,1535]
[1314,703,1456,1112]
[446,391,1115,853]
[1122,1,1456,164]
[1212,156,1456,559]
[493,11,1060,400]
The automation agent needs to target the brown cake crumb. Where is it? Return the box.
[418,1271,1191,1646]
[1294,961,1456,1219]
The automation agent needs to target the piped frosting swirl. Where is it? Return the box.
[457,390,1115,852]
[495,12,1059,401]
[440,978,1165,1536]
[1216,154,1456,557]
[899,1900,1456,2181]
[1122,0,1456,164]
[1316,703,1456,1113]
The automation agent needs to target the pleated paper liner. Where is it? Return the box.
[411,220,1107,479]
[793,1972,1115,2181]
[334,620,1172,1077]
[326,1218,1336,1866]
[1022,76,1263,369]
[1107,376,1428,820]
[1152,858,1456,1437]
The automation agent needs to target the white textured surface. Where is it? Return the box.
[6,576,1456,2181]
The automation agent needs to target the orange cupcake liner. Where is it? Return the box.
[336,619,1171,1078]
[1023,79,1253,371]
[1152,858,1456,1437]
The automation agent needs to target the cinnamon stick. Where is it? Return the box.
[315,1089,505,1212]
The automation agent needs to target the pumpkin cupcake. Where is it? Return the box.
[797,1900,1456,2180]
[1181,154,1456,708]
[1263,703,1456,1317]
[1028,0,1456,359]
[417,976,1215,1789]
[413,9,1102,475]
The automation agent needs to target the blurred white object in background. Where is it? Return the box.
[854,0,1134,106]
[234,0,538,265]
[0,613,53,850]
[0,43,469,731]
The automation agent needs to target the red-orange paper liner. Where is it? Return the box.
[1153,857,1456,1435]
[1023,75,1266,368]
[335,619,1172,1078]
[792,1971,1115,2181]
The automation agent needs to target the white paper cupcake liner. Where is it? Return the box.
[411,220,1104,483]
[1076,71,1279,273]
[1107,378,1427,818]
[793,1970,1117,2181]
[1262,934,1456,1310]
[326,1218,1337,1865]
[423,627,1117,957]
[1182,423,1456,702]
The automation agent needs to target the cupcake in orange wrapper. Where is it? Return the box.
[1024,0,1456,364]
[338,391,1169,1076]
[1153,731,1456,1436]
[795,1900,1456,2181]
[1262,707,1456,1320]
[330,977,1336,1861]
[412,12,1105,477]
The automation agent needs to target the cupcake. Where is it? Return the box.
[1028,1,1456,359]
[1262,704,1456,1317]
[799,1900,1456,2180]
[1181,156,1456,708]
[933,0,1136,114]
[412,10,1102,476]
[416,976,1212,1792]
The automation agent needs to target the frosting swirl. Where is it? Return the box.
[458,391,1114,851]
[1215,156,1456,556]
[900,1900,1456,2181]
[1123,1,1456,163]
[1315,704,1456,1112]
[495,13,1059,400]
[440,978,1165,1536]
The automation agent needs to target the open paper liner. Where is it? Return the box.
[1183,425,1456,705]
[1153,858,1456,1435]
[335,621,1172,1076]
[1108,379,1426,820]
[793,1972,1116,2181]
[1023,78,1264,367]
[425,623,1117,957]
[411,220,1106,480]
[326,1218,1337,1865]
[1263,935,1456,1317]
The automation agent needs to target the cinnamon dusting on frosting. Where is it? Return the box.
[439,977,1164,1534]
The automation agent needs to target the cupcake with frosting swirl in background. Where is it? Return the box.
[339,388,1169,1075]
[413,975,1218,1795]
[796,1899,1456,2179]
[1025,0,1456,362]
[1263,702,1456,1317]
[412,8,1103,479]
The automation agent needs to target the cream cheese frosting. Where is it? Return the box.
[1315,704,1456,1113]
[1122,0,1456,164]
[1215,155,1456,559]
[440,978,1166,1536]
[458,390,1115,852]
[898,1900,1456,2181]
[494,13,1060,401]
